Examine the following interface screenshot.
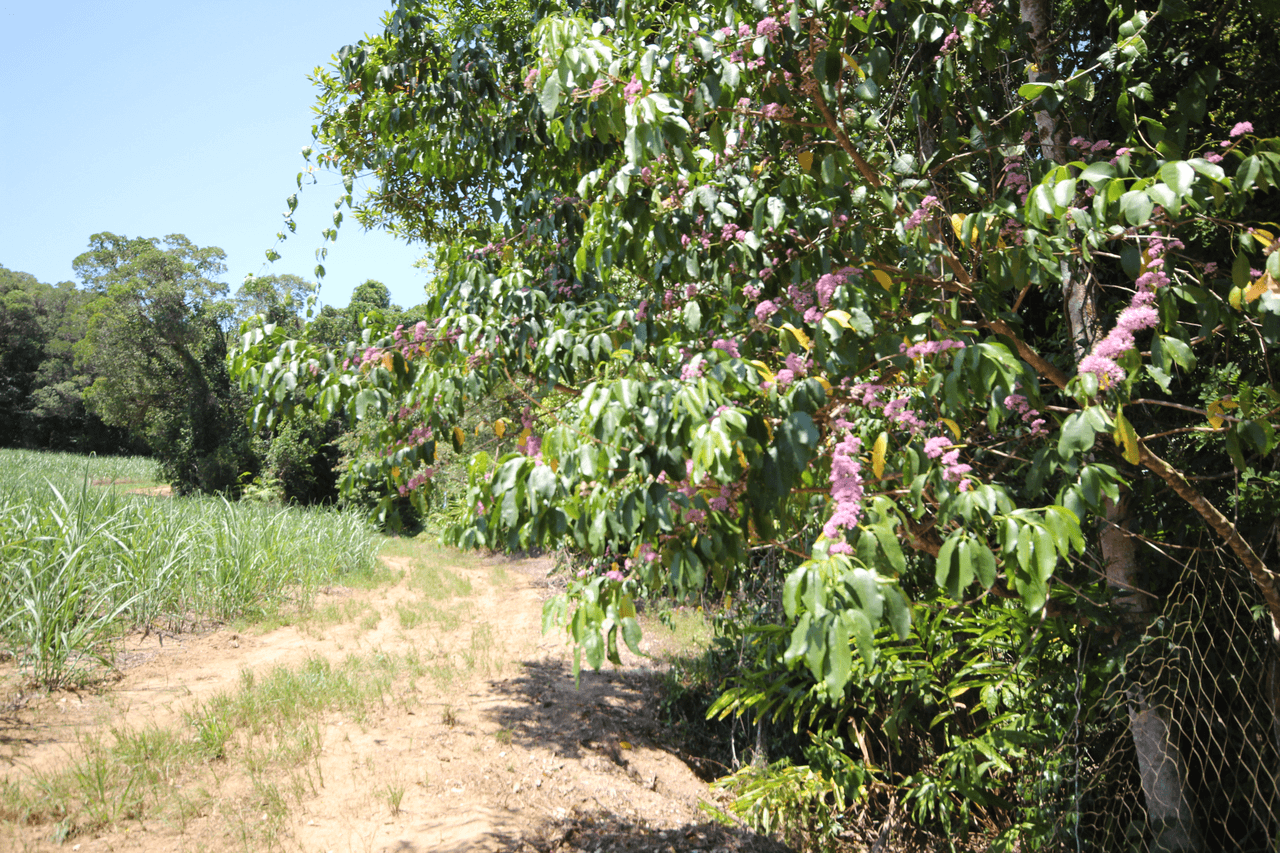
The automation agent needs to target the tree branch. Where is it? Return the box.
[1137,439,1280,640]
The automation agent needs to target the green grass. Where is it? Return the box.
[0,448,382,688]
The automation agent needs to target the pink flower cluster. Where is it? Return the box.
[936,28,961,61]
[397,468,435,497]
[1002,155,1030,203]
[904,195,942,231]
[1069,137,1112,153]
[775,352,810,387]
[940,448,973,489]
[924,436,951,458]
[712,337,741,357]
[882,397,929,434]
[755,299,781,321]
[901,339,965,359]
[518,432,542,459]
[1004,393,1047,435]
[756,17,781,42]
[1078,231,1183,386]
[923,436,971,488]
[823,434,864,554]
[814,271,845,308]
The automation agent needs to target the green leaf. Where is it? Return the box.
[826,617,852,696]
[539,74,563,116]
[620,616,643,656]
[1033,525,1057,582]
[582,624,604,669]
[1058,410,1098,456]
[1120,190,1154,225]
[1159,161,1194,197]
[1018,83,1049,100]
[683,299,702,332]
[870,520,906,574]
[972,542,997,588]
[355,388,378,419]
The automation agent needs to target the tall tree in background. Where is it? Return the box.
[77,233,254,493]
[232,272,317,328]
[0,264,135,452]
[239,0,1280,845]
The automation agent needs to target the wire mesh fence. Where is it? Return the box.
[1057,547,1279,852]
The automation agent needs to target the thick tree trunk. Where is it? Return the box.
[1018,0,1201,843]
[1019,0,1069,165]
[1104,497,1202,852]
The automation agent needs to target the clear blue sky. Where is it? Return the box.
[0,1,430,310]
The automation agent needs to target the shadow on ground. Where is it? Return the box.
[473,659,792,853]
[495,812,793,853]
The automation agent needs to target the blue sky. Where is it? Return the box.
[0,1,431,310]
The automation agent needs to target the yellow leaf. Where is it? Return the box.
[781,323,812,351]
[1229,286,1244,310]
[619,741,633,750]
[391,466,400,479]
[1252,228,1276,247]
[872,269,893,291]
[549,456,559,472]
[1244,272,1277,302]
[1114,410,1139,465]
[872,432,888,479]
[749,360,776,384]
[816,376,833,395]
[940,418,962,440]
[1206,398,1237,429]
[825,309,853,329]
[736,443,748,469]
[518,427,532,445]
[453,425,465,446]
[798,150,813,172]
[493,418,507,438]
[841,52,865,79]
[475,422,483,436]
[950,213,966,241]
[381,352,394,371]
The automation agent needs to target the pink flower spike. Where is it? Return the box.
[1229,121,1254,138]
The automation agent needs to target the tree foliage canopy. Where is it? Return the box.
[236,0,1280,841]
[77,233,254,492]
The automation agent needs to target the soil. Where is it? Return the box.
[0,545,792,853]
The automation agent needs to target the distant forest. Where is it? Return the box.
[1,236,427,505]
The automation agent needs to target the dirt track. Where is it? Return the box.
[1,544,790,853]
